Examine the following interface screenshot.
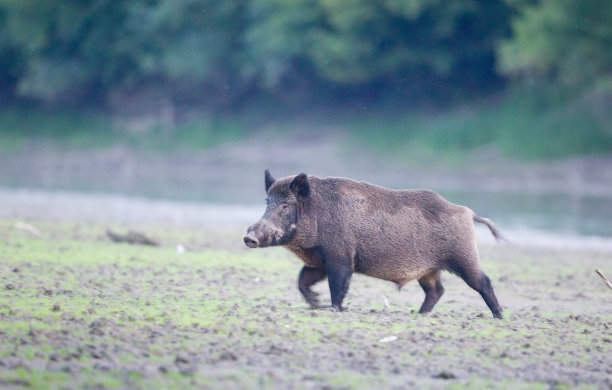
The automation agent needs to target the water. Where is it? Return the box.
[445,191,612,238]
[2,137,611,247]
[443,190,612,250]
[3,186,611,251]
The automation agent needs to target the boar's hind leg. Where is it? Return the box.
[298,266,327,308]
[418,270,445,314]
[449,261,503,319]
[471,272,503,319]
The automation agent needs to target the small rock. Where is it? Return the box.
[93,362,112,372]
[379,335,398,343]
[90,350,104,359]
[51,303,61,312]
[89,318,107,336]
[90,318,107,328]
[434,371,456,380]
[61,364,74,373]
[219,351,237,361]
[265,345,288,355]
[175,354,190,364]
[5,284,15,290]
[179,365,197,376]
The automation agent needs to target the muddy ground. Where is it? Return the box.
[0,190,611,389]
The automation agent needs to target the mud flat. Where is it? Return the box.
[0,190,611,389]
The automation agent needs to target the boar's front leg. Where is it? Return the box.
[298,266,327,308]
[325,259,353,312]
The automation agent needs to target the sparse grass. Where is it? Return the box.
[0,218,611,388]
[2,87,611,160]
[346,89,612,161]
[0,106,245,153]
[0,107,114,152]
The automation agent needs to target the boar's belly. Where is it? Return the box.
[354,251,432,284]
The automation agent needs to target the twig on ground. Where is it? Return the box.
[595,269,612,290]
[381,295,390,310]
[15,222,42,237]
[106,230,159,246]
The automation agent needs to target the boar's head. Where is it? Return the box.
[243,169,310,248]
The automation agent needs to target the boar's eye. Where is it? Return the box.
[280,203,289,211]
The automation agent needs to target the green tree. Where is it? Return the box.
[0,0,513,107]
[0,0,131,103]
[0,0,247,105]
[498,0,612,90]
[244,0,512,94]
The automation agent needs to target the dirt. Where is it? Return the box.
[0,189,611,389]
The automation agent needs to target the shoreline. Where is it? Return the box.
[3,186,611,252]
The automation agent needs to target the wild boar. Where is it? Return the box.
[243,170,503,319]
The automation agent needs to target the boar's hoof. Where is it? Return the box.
[243,233,259,248]
[307,301,323,309]
[331,304,344,312]
[302,291,322,309]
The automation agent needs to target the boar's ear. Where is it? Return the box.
[290,173,310,199]
[265,169,275,192]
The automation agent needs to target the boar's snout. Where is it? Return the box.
[244,221,282,248]
[243,231,259,248]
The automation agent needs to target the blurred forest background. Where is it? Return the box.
[0,0,611,160]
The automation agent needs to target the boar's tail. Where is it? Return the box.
[473,214,504,241]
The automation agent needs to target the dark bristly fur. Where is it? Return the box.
[244,170,504,319]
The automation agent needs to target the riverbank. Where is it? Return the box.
[3,129,612,201]
[2,187,612,252]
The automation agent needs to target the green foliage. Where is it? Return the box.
[0,0,511,106]
[243,0,511,96]
[494,0,612,158]
[347,88,612,160]
[0,0,610,158]
[309,0,510,85]
[0,106,244,152]
[0,107,113,151]
[0,0,248,104]
[498,0,612,90]
[1,0,610,107]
